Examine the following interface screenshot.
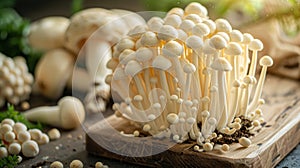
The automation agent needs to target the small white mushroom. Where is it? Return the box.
[203,142,213,151]
[184,2,208,17]
[37,133,50,145]
[180,19,195,34]
[239,137,251,147]
[215,18,232,33]
[164,14,182,28]
[147,17,164,32]
[8,142,21,155]
[158,25,178,41]
[50,161,64,168]
[48,128,61,140]
[22,140,39,157]
[70,159,84,168]
[248,39,264,77]
[28,129,42,141]
[24,96,85,130]
[4,131,15,143]
[1,118,15,126]
[13,122,27,134]
[0,124,13,135]
[28,16,70,51]
[140,31,159,47]
[0,147,8,158]
[211,57,232,130]
[17,131,31,143]
[248,56,273,112]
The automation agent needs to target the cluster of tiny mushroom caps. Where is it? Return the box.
[105,2,273,151]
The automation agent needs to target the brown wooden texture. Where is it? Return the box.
[86,75,300,168]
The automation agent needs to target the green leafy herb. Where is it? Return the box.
[71,0,83,14]
[0,104,43,130]
[0,155,19,168]
[0,8,42,73]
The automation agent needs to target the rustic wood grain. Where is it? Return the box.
[86,75,300,168]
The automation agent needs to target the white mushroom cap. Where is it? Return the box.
[70,160,83,168]
[22,140,39,157]
[119,49,136,65]
[164,14,182,28]
[192,23,210,37]
[184,14,203,23]
[162,40,183,57]
[113,67,127,80]
[116,38,135,52]
[28,17,70,51]
[209,35,228,50]
[185,2,208,17]
[186,35,204,50]
[140,31,159,47]
[242,33,254,44]
[13,122,27,134]
[147,17,164,32]
[125,60,143,76]
[167,113,179,124]
[0,147,8,158]
[1,118,15,126]
[152,55,172,70]
[230,30,243,42]
[216,32,230,42]
[203,19,216,33]
[8,143,21,155]
[64,8,117,54]
[211,57,233,71]
[224,42,242,56]
[215,18,232,33]
[249,39,263,51]
[136,47,154,62]
[183,63,196,73]
[180,19,195,34]
[167,7,185,17]
[128,25,147,39]
[158,25,178,41]
[17,131,31,143]
[259,55,273,67]
[177,29,188,41]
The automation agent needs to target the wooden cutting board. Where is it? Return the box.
[86,75,300,168]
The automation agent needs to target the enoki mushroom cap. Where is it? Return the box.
[136,47,154,62]
[140,31,159,47]
[224,42,242,56]
[180,20,195,34]
[209,35,227,50]
[162,40,183,57]
[242,33,254,44]
[215,18,232,33]
[167,113,179,124]
[184,2,208,17]
[183,63,196,73]
[125,60,143,76]
[211,57,232,71]
[230,30,243,42]
[192,23,210,37]
[158,25,178,41]
[249,39,263,51]
[259,55,273,67]
[186,35,204,50]
[152,55,172,70]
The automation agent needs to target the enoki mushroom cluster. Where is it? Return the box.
[105,2,273,150]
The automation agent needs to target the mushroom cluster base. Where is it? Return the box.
[86,74,300,167]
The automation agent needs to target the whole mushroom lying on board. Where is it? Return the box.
[28,8,145,112]
[107,2,273,151]
[0,53,34,108]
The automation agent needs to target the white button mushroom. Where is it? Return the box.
[48,128,61,140]
[50,161,64,168]
[70,159,84,168]
[23,96,85,130]
[28,17,70,51]
[17,131,31,143]
[0,147,8,158]
[22,140,39,157]
[8,142,21,155]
